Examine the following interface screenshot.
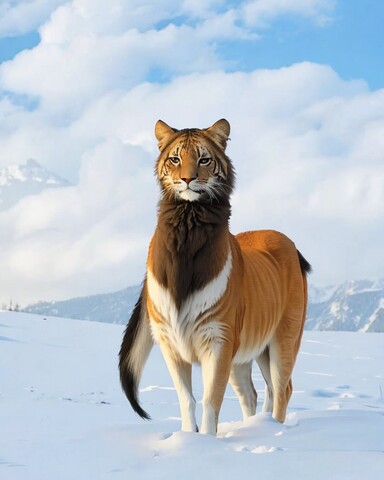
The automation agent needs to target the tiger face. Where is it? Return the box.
[155,119,234,203]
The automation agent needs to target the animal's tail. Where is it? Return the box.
[119,282,153,420]
[295,250,311,350]
[297,250,312,276]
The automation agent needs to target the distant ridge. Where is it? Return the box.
[22,279,384,332]
[24,285,141,325]
[0,159,70,210]
[306,279,384,332]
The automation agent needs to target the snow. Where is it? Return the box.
[1,311,384,480]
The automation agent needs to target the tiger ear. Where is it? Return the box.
[206,119,230,150]
[155,120,178,150]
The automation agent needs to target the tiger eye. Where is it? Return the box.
[199,157,212,166]
[169,157,180,166]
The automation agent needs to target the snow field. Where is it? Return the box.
[1,312,383,479]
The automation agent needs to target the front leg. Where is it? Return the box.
[159,343,197,432]
[200,339,234,435]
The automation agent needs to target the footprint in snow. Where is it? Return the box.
[234,445,284,454]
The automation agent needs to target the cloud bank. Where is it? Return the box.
[1,0,383,305]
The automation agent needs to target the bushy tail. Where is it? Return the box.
[119,282,153,420]
[297,250,312,276]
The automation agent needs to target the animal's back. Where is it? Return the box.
[233,230,307,363]
[236,229,297,259]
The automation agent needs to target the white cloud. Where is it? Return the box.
[197,9,258,41]
[181,0,224,18]
[0,15,219,114]
[307,165,384,221]
[0,0,337,123]
[0,0,63,37]
[0,0,183,38]
[70,0,182,34]
[2,62,384,305]
[242,0,335,28]
[0,139,157,303]
[0,0,335,40]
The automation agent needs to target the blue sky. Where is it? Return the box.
[0,31,40,63]
[224,0,384,90]
[1,0,383,90]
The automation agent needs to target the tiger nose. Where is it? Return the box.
[181,177,196,185]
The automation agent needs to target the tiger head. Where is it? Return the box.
[154,119,235,203]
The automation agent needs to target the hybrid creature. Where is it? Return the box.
[119,119,310,435]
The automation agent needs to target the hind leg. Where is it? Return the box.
[269,277,306,422]
[269,332,297,423]
[256,348,273,413]
[229,362,257,420]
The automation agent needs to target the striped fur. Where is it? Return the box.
[119,119,310,435]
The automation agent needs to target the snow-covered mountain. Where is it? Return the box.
[307,279,384,332]
[23,279,384,332]
[24,285,141,324]
[0,159,70,210]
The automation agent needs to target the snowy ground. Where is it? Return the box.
[1,311,384,480]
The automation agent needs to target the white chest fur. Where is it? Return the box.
[147,251,232,362]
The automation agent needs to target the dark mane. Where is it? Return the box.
[149,200,231,308]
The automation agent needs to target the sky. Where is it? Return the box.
[0,0,384,306]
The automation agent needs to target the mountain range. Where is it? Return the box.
[0,158,70,210]
[23,279,384,332]
[306,279,384,332]
[23,285,142,325]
